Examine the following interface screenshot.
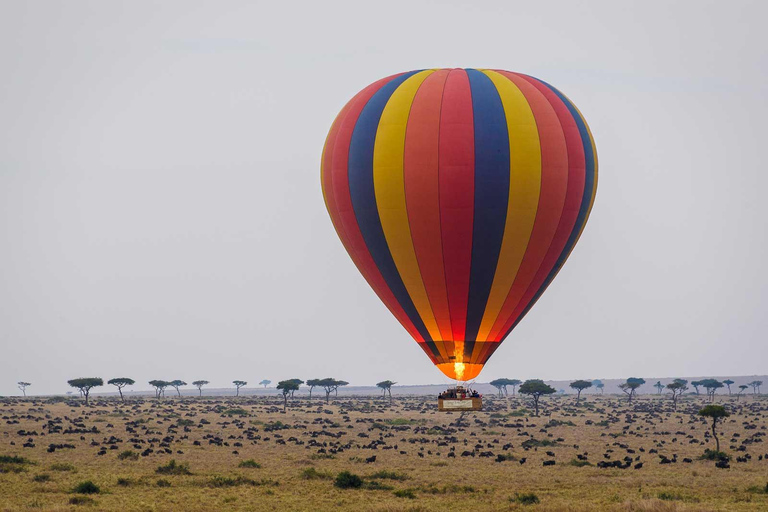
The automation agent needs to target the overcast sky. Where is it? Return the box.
[1,1,766,396]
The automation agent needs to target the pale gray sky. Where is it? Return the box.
[1,0,766,396]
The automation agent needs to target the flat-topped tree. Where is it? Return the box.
[699,405,729,452]
[619,378,645,403]
[748,380,762,395]
[490,379,506,397]
[691,381,702,395]
[68,378,103,406]
[592,380,604,394]
[192,380,209,397]
[700,379,723,402]
[654,381,664,395]
[259,380,271,388]
[306,379,320,399]
[737,385,748,401]
[169,380,187,397]
[335,380,349,397]
[317,378,345,404]
[489,378,520,397]
[17,382,31,397]
[107,378,134,403]
[277,380,300,412]
[666,379,688,411]
[376,380,396,402]
[149,380,169,399]
[569,380,592,403]
[233,380,247,397]
[286,379,303,397]
[723,379,734,395]
[519,379,556,417]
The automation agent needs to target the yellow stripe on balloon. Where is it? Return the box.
[373,70,442,341]
[475,70,542,342]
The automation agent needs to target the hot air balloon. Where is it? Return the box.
[321,69,597,383]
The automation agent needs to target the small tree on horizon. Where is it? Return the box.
[691,381,702,395]
[699,405,729,452]
[107,378,135,403]
[285,379,303,397]
[748,380,762,395]
[654,381,664,395]
[149,380,169,399]
[737,385,748,401]
[277,380,300,412]
[68,378,103,406]
[316,378,346,403]
[701,379,724,402]
[569,380,593,403]
[666,379,688,411]
[592,380,604,394]
[489,378,506,397]
[619,378,645,403]
[723,379,734,395]
[169,380,187,397]
[192,380,209,397]
[335,380,349,396]
[376,380,396,403]
[259,380,271,388]
[233,380,247,397]
[17,382,31,397]
[306,379,320,399]
[519,379,556,417]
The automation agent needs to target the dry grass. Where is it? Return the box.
[0,394,766,511]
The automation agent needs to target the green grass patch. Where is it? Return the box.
[32,473,51,483]
[50,462,77,472]
[156,459,191,475]
[69,496,96,506]
[513,492,540,505]
[238,459,261,468]
[568,458,593,467]
[117,450,139,461]
[301,467,333,480]
[335,471,363,489]
[393,488,417,499]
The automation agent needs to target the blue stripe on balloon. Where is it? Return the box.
[347,70,436,346]
[463,69,510,351]
[504,79,596,337]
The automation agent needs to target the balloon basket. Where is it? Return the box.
[437,385,482,411]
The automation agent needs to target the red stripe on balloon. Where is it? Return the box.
[487,72,569,342]
[324,74,425,342]
[495,72,587,338]
[438,69,475,342]
[404,69,453,342]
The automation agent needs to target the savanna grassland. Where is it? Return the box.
[1,393,767,512]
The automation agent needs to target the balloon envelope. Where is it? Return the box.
[321,69,597,381]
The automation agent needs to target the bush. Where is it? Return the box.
[50,462,76,472]
[335,471,363,489]
[32,473,51,483]
[514,492,540,505]
[117,450,139,461]
[156,459,191,475]
[116,477,132,486]
[72,481,100,494]
[393,489,417,499]
[0,455,29,464]
[364,480,394,490]
[301,467,333,480]
[238,459,261,468]
[209,475,256,487]
[369,470,408,481]
[69,496,96,505]
[700,449,729,462]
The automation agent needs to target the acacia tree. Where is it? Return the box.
[68,378,103,406]
[569,380,592,403]
[737,385,748,401]
[192,380,209,397]
[306,379,320,399]
[666,379,688,411]
[691,381,702,395]
[489,378,506,397]
[654,381,664,395]
[723,379,734,395]
[699,405,730,452]
[277,380,300,412]
[285,379,303,397]
[149,380,169,399]
[259,380,271,388]
[233,380,247,397]
[592,380,604,394]
[519,379,556,417]
[619,378,645,403]
[107,378,134,403]
[169,380,187,397]
[700,379,724,402]
[376,380,396,402]
[316,378,342,404]
[335,380,349,396]
[17,382,31,397]
[748,380,763,395]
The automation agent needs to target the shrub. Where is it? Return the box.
[514,492,540,505]
[364,480,394,490]
[72,481,100,494]
[0,455,30,464]
[209,475,256,487]
[32,474,51,483]
[335,471,363,489]
[301,467,333,480]
[116,477,131,486]
[700,449,729,462]
[117,450,139,461]
[156,459,191,475]
[393,489,417,499]
[369,470,408,481]
[69,496,96,505]
[238,459,261,468]
[50,462,76,472]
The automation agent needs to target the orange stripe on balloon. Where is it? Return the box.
[404,69,453,346]
[487,74,569,342]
